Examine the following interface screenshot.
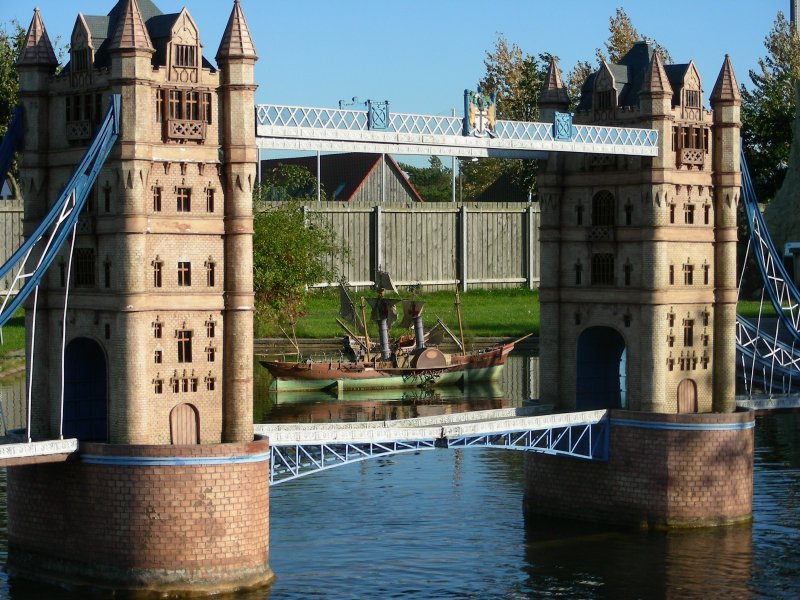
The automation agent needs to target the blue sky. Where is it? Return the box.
[5,0,789,117]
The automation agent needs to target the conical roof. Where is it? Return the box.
[216,0,257,61]
[641,50,673,96]
[17,9,58,67]
[109,0,154,52]
[539,57,569,106]
[711,54,741,104]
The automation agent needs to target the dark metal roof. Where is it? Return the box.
[576,42,690,112]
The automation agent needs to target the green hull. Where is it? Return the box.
[269,364,504,394]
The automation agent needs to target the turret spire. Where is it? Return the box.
[710,54,741,105]
[539,57,570,106]
[216,0,257,62]
[640,50,673,97]
[17,8,58,67]
[109,0,154,53]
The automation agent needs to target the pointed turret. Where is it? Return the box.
[539,57,570,107]
[109,0,154,53]
[710,54,741,105]
[216,0,258,62]
[640,51,673,97]
[17,9,58,68]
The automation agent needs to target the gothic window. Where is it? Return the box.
[575,263,582,285]
[72,48,91,72]
[75,248,95,287]
[596,89,614,109]
[190,377,198,393]
[684,204,695,224]
[154,378,163,394]
[206,375,216,391]
[592,191,615,226]
[206,260,216,287]
[703,264,710,285]
[206,319,216,338]
[171,376,180,393]
[185,91,200,121]
[154,350,163,364]
[177,330,193,363]
[104,260,111,288]
[685,89,701,108]
[178,262,192,287]
[704,204,710,224]
[206,346,216,362]
[176,187,191,212]
[174,44,197,67]
[683,264,694,285]
[103,187,111,213]
[153,320,163,339]
[591,253,614,285]
[669,203,676,224]
[155,89,165,123]
[153,186,162,212]
[152,259,163,288]
[669,265,675,285]
[206,188,215,212]
[625,204,632,225]
[703,310,710,327]
[624,263,632,286]
[576,205,584,225]
[202,93,212,124]
[683,319,694,347]
[668,312,675,328]
[169,90,183,119]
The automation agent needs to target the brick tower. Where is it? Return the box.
[527,45,754,528]
[8,1,273,592]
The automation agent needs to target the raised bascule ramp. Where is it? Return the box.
[0,96,120,465]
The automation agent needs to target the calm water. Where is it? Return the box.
[0,355,797,599]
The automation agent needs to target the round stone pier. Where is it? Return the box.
[5,436,273,594]
[524,410,754,528]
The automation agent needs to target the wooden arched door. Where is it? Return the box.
[170,403,199,444]
[677,379,698,413]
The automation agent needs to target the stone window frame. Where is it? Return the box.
[178,261,192,287]
[176,187,191,212]
[152,257,163,288]
[176,329,193,363]
[153,186,162,212]
[74,248,96,287]
[590,253,614,285]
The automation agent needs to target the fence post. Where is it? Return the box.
[459,205,468,292]
[526,204,535,290]
[372,204,383,285]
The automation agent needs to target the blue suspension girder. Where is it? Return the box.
[0,95,120,328]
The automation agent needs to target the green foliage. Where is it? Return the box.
[742,11,800,201]
[259,163,324,201]
[0,309,25,359]
[400,156,453,202]
[0,20,24,138]
[595,8,672,65]
[252,171,347,329]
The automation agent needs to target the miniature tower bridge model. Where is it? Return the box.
[0,0,757,594]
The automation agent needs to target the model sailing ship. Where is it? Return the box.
[261,273,527,393]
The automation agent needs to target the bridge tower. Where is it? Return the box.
[528,45,754,527]
[7,1,273,593]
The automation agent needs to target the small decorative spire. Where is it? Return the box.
[109,0,154,53]
[641,51,673,97]
[539,57,569,106]
[216,0,258,62]
[711,55,741,104]
[17,8,58,67]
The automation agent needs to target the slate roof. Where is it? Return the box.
[576,42,691,111]
[63,0,215,73]
[260,154,424,203]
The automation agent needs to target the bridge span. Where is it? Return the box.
[256,407,608,485]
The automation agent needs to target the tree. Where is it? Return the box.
[400,156,453,202]
[595,8,672,66]
[0,21,24,139]
[252,167,346,329]
[741,11,800,201]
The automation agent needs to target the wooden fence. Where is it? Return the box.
[0,198,23,294]
[296,201,540,291]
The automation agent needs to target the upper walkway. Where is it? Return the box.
[255,104,660,159]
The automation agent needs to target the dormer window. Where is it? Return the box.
[596,89,615,109]
[685,89,701,108]
[72,48,91,72]
[174,45,197,68]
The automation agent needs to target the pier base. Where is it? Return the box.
[5,437,273,595]
[523,410,754,528]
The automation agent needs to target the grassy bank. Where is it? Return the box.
[0,309,25,359]
[256,288,540,340]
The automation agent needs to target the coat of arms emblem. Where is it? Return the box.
[463,90,497,137]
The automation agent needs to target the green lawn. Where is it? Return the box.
[256,287,540,340]
[0,309,25,359]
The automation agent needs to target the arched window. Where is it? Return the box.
[592,191,615,226]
